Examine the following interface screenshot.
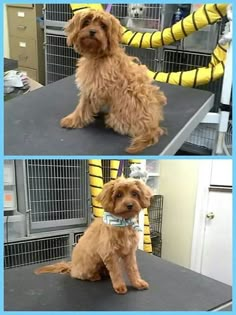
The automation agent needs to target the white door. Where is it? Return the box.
[201,189,232,285]
[210,160,232,186]
[191,160,232,286]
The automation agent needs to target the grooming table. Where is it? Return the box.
[5,75,214,156]
[4,250,232,311]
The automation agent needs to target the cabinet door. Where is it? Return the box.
[9,37,37,68]
[210,160,232,186]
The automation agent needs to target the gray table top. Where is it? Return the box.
[4,250,231,311]
[5,75,214,156]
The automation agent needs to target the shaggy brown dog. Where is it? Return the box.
[60,9,167,153]
[35,178,152,294]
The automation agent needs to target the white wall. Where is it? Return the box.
[4,4,10,58]
[159,160,199,268]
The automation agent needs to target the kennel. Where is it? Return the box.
[44,4,75,84]
[149,195,163,257]
[4,160,90,269]
[163,47,224,154]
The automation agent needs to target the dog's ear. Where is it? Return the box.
[135,180,153,209]
[96,180,115,211]
[107,14,122,53]
[65,13,82,46]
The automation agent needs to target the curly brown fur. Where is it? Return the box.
[60,10,167,153]
[35,178,152,294]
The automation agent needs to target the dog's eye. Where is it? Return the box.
[82,19,90,27]
[115,192,122,198]
[132,7,135,10]
[140,8,143,11]
[132,191,138,197]
[100,22,107,30]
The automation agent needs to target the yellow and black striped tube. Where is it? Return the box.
[69,3,226,47]
[209,43,227,67]
[88,160,104,218]
[147,43,227,87]
[121,4,227,48]
[70,3,103,14]
[110,160,122,180]
[129,159,143,164]
[143,208,153,254]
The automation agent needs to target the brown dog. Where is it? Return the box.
[60,9,167,153]
[35,177,152,294]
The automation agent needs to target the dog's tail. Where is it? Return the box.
[126,127,167,154]
[34,261,72,275]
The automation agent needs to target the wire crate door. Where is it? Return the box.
[26,160,89,231]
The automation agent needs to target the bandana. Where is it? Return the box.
[103,211,142,232]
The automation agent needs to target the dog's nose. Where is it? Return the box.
[89,29,96,37]
[134,13,139,18]
[127,203,133,210]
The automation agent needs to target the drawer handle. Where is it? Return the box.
[19,55,28,61]
[17,25,27,30]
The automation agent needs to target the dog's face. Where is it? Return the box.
[127,4,146,18]
[97,178,152,219]
[65,10,122,57]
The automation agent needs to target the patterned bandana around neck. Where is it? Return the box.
[103,211,142,232]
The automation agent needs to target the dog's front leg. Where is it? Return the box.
[102,254,127,294]
[60,94,99,129]
[123,252,149,290]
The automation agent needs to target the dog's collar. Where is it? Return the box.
[103,211,142,231]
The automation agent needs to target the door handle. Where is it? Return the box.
[206,212,215,220]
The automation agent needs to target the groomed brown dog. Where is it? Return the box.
[60,9,167,153]
[35,177,152,294]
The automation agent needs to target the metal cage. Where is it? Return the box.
[45,4,73,22]
[163,47,223,112]
[26,160,89,230]
[45,34,78,84]
[4,159,89,269]
[148,195,163,257]
[4,235,70,269]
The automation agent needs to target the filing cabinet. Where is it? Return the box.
[7,4,45,84]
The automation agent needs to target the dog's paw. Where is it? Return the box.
[89,273,102,281]
[113,283,128,294]
[60,114,84,129]
[158,127,167,136]
[133,279,149,290]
